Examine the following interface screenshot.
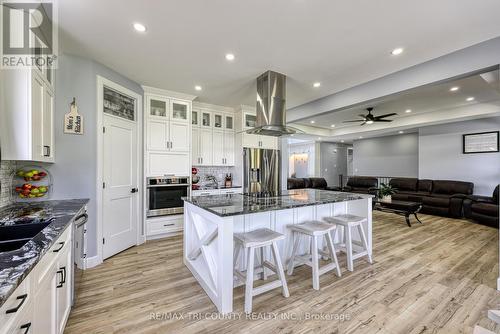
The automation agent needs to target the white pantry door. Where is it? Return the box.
[102,114,139,259]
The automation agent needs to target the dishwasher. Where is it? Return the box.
[72,207,88,305]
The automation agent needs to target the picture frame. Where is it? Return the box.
[462,131,499,154]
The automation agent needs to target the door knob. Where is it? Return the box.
[131,188,138,193]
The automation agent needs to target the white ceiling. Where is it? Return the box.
[59,0,500,108]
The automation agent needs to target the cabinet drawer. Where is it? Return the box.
[192,190,220,196]
[219,188,242,195]
[2,300,33,334]
[0,274,31,331]
[147,217,183,235]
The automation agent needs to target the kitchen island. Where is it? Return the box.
[183,189,373,313]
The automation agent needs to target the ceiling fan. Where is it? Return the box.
[343,107,397,125]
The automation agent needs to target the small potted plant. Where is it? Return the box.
[378,183,397,201]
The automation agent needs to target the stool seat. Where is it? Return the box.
[288,221,335,236]
[234,228,285,247]
[324,214,366,225]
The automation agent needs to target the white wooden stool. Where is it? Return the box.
[324,214,372,271]
[287,221,341,290]
[233,228,289,313]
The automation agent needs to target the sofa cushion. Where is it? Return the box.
[471,202,499,216]
[346,176,378,188]
[418,179,433,193]
[432,180,473,196]
[287,178,305,189]
[390,178,418,191]
[309,178,327,189]
[303,178,312,188]
[422,196,450,207]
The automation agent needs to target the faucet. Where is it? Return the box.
[205,175,218,188]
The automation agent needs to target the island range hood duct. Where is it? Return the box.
[246,70,299,137]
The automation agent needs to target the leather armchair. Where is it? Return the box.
[464,185,499,228]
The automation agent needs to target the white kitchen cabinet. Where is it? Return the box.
[1,69,55,162]
[169,121,189,152]
[242,133,277,150]
[192,188,242,196]
[170,100,189,123]
[56,243,72,334]
[191,127,200,165]
[34,261,58,334]
[212,130,225,166]
[225,114,234,131]
[224,131,235,165]
[199,128,213,166]
[147,119,169,151]
[146,215,183,238]
[192,109,200,127]
[201,111,212,128]
[147,151,190,176]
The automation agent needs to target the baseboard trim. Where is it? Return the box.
[84,255,102,269]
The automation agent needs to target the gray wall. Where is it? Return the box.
[419,117,500,195]
[48,54,143,258]
[353,133,419,177]
[319,142,349,187]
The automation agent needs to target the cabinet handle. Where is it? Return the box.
[170,141,173,149]
[20,322,31,334]
[56,269,64,288]
[43,145,50,157]
[163,223,175,227]
[61,266,67,284]
[53,241,64,252]
[5,294,28,314]
[131,188,138,193]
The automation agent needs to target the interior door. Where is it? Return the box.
[103,114,138,259]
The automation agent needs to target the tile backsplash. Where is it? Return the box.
[0,161,15,208]
[193,166,237,187]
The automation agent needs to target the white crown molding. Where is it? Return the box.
[142,85,197,101]
[193,101,235,113]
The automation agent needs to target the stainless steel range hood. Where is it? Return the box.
[246,71,299,137]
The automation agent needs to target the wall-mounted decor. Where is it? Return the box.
[64,98,84,134]
[463,131,499,154]
[103,86,135,121]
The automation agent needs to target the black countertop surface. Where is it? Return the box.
[183,189,372,217]
[0,199,89,307]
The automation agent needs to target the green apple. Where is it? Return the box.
[39,186,47,193]
[31,188,40,194]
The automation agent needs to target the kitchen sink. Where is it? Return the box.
[0,221,51,252]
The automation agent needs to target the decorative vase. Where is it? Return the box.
[382,195,392,201]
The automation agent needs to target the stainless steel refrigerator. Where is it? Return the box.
[243,148,281,194]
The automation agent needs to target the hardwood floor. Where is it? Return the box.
[65,212,500,334]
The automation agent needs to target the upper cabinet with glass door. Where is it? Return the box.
[224,114,234,131]
[243,112,257,130]
[170,100,189,123]
[148,96,169,119]
[213,113,223,129]
[192,109,200,127]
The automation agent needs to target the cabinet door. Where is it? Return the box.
[260,136,278,150]
[243,112,257,129]
[212,130,224,166]
[201,111,211,128]
[170,100,189,123]
[56,245,72,334]
[147,152,190,176]
[192,109,200,127]
[42,86,55,162]
[148,97,169,119]
[224,115,234,131]
[199,128,213,166]
[33,263,57,334]
[224,132,235,166]
[169,121,189,152]
[31,73,45,161]
[242,133,260,149]
[192,127,200,165]
[213,113,223,130]
[147,119,169,151]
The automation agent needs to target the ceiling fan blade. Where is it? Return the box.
[358,114,367,118]
[374,119,393,122]
[360,121,367,126]
[343,120,364,123]
[374,113,398,119]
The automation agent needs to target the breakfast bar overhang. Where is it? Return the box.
[183,189,373,313]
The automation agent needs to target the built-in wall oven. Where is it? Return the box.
[147,176,190,217]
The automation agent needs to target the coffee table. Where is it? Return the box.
[373,199,423,227]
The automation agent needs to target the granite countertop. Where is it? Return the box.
[183,189,372,217]
[0,199,89,307]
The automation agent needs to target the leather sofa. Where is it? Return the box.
[389,178,474,218]
[463,185,499,228]
[342,176,378,194]
[287,177,329,190]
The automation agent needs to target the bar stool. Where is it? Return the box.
[287,221,341,290]
[324,214,372,271]
[233,228,289,314]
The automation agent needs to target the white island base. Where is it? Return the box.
[183,197,372,314]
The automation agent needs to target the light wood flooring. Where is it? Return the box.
[65,212,500,334]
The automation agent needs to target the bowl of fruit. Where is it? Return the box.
[12,167,52,201]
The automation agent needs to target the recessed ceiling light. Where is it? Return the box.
[310,120,315,124]
[313,82,321,88]
[450,86,460,92]
[330,124,335,128]
[399,131,404,134]
[225,53,235,61]
[466,97,475,102]
[391,47,404,56]
[194,85,202,91]
[405,109,412,113]
[133,23,147,32]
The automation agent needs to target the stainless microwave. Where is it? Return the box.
[146,176,190,217]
